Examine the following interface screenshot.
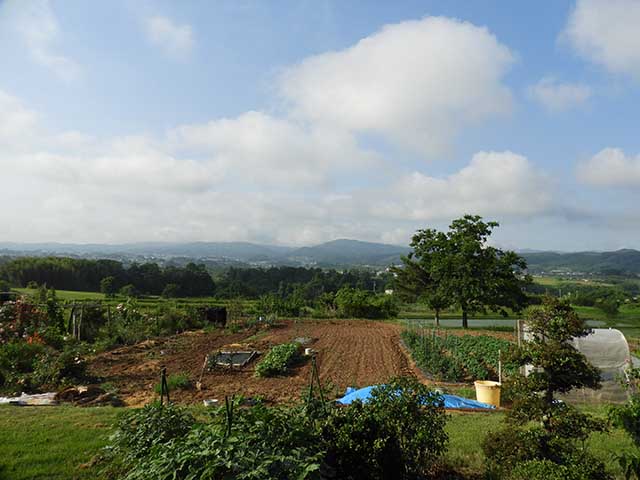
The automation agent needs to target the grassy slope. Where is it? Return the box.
[0,405,633,479]
[0,406,120,480]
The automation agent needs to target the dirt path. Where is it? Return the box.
[89,320,420,406]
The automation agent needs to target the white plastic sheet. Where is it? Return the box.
[0,392,57,406]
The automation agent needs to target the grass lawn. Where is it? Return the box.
[0,406,120,480]
[446,406,635,479]
[0,404,634,479]
[14,288,107,302]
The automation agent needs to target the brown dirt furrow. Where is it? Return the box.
[88,320,417,406]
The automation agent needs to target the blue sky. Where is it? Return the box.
[1,0,639,250]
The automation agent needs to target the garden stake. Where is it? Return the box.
[224,395,234,438]
[159,367,170,406]
[306,354,325,413]
[196,355,208,391]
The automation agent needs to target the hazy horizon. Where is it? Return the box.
[1,1,639,251]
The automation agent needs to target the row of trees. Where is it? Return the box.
[0,257,392,301]
[0,257,214,297]
[214,266,391,299]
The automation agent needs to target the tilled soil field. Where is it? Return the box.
[89,320,422,406]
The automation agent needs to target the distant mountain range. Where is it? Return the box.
[521,249,640,275]
[1,240,639,274]
[0,239,411,268]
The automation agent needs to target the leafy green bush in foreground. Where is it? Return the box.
[105,377,448,480]
[254,342,300,377]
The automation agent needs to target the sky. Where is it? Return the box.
[1,0,640,251]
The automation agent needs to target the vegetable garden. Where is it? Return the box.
[401,329,516,382]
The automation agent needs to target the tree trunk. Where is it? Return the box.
[462,309,468,329]
[434,308,440,327]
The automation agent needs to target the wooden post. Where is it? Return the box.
[78,304,84,341]
[160,367,170,405]
[224,395,234,438]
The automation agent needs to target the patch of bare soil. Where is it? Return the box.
[89,320,421,406]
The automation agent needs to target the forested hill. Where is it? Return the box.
[288,239,411,266]
[521,249,640,275]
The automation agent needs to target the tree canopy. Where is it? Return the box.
[394,215,530,328]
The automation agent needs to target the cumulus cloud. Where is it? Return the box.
[0,90,39,148]
[146,15,194,58]
[0,15,560,245]
[170,111,382,188]
[577,148,640,187]
[279,16,514,156]
[372,151,551,221]
[563,0,640,80]
[527,77,592,111]
[10,0,82,81]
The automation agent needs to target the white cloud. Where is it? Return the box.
[170,111,381,188]
[146,15,194,58]
[528,77,592,111]
[0,15,563,245]
[11,0,82,81]
[577,148,640,187]
[563,0,640,80]
[372,151,552,221]
[0,90,39,148]
[279,16,514,156]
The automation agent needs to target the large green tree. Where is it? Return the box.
[396,215,530,328]
[392,253,449,326]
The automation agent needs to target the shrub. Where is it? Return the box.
[323,377,448,479]
[109,403,195,461]
[334,287,398,319]
[609,368,640,478]
[508,457,611,480]
[154,373,191,394]
[255,343,300,377]
[0,341,46,392]
[0,341,89,393]
[161,283,181,299]
[483,298,609,479]
[31,344,89,389]
[112,402,324,480]
[105,377,449,480]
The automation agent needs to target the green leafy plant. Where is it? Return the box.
[105,376,449,480]
[254,342,301,377]
[107,402,195,472]
[402,330,514,382]
[609,368,640,479]
[323,377,448,479]
[112,401,324,480]
[154,372,191,394]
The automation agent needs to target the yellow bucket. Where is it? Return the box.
[474,380,501,407]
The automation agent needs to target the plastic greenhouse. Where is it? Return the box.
[520,324,632,404]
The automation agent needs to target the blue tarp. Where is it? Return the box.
[337,385,495,410]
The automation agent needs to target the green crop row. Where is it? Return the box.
[402,330,516,382]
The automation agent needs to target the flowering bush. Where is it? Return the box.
[0,297,47,345]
